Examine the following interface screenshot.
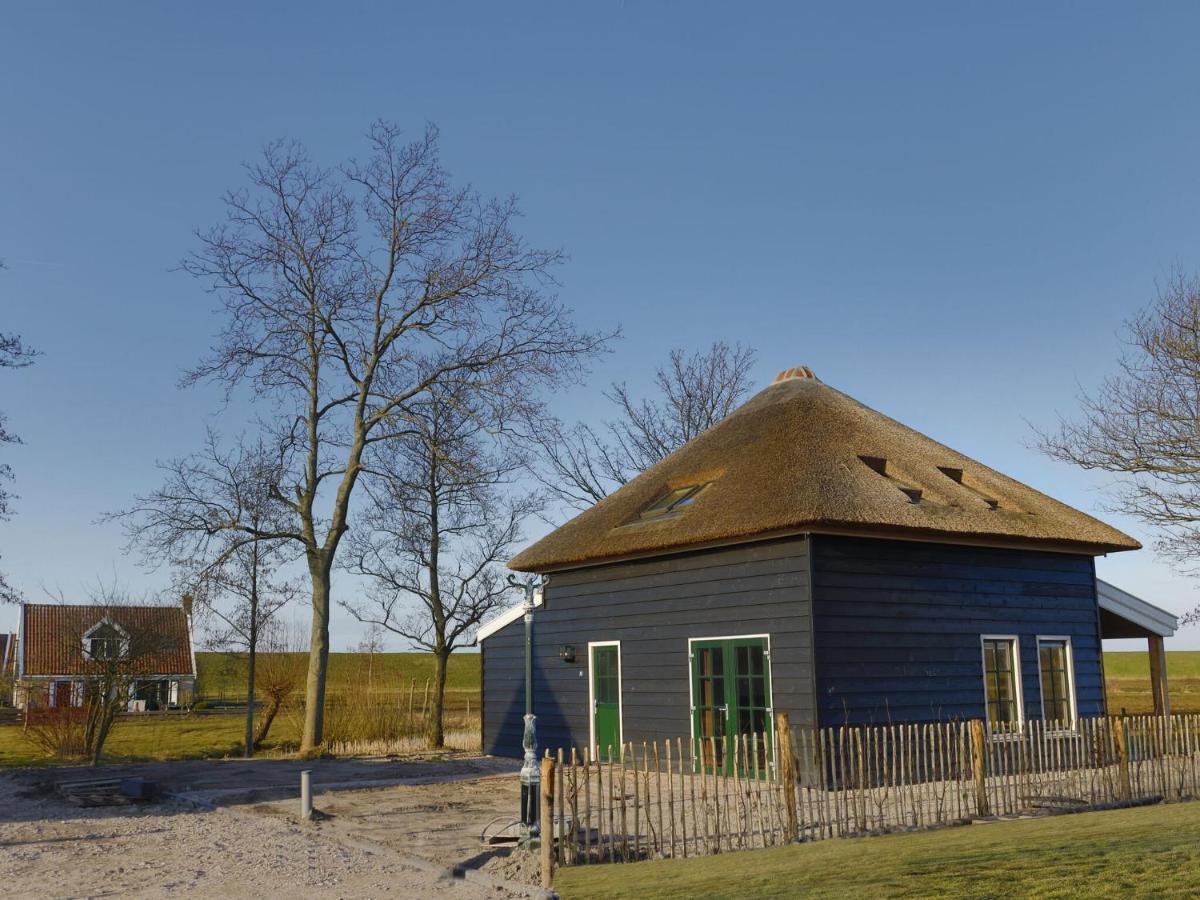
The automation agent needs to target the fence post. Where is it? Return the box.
[776,712,799,842]
[541,755,555,889]
[969,719,989,817]
[1115,717,1132,802]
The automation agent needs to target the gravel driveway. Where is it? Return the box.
[0,758,539,899]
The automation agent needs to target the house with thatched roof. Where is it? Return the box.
[478,366,1178,763]
[13,603,196,711]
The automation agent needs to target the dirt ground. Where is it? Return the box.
[246,771,544,887]
[0,755,545,899]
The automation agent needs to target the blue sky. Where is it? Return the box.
[3,3,1200,650]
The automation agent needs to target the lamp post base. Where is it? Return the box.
[518,713,539,848]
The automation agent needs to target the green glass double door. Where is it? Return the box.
[691,637,773,776]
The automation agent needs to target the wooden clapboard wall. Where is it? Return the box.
[481,536,816,758]
[809,535,1105,726]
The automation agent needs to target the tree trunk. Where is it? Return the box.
[244,644,256,758]
[91,700,118,767]
[301,557,332,754]
[245,544,259,758]
[254,695,281,749]
[426,649,449,750]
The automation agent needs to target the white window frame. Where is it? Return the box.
[81,618,130,662]
[686,633,775,772]
[1035,635,1078,731]
[587,641,624,758]
[979,634,1024,737]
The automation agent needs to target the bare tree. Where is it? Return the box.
[529,342,756,508]
[1038,272,1200,623]
[341,385,534,748]
[121,434,300,756]
[251,622,307,750]
[353,622,388,693]
[189,535,299,758]
[1,267,38,601]
[119,123,610,751]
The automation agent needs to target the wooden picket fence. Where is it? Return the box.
[536,713,1200,888]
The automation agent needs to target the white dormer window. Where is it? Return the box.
[82,620,129,662]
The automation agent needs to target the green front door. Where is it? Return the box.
[691,637,773,776]
[591,644,621,761]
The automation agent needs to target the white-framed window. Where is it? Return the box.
[980,635,1024,735]
[81,619,129,662]
[1036,636,1077,729]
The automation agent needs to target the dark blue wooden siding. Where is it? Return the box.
[482,537,814,758]
[810,535,1105,726]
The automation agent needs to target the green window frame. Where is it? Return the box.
[1038,638,1075,728]
[981,636,1023,735]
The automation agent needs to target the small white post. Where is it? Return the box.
[300,769,312,820]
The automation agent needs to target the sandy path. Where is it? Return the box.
[0,775,529,899]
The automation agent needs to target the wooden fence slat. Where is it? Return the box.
[685,737,695,859]
[583,745,593,863]
[653,740,663,857]
[541,756,555,890]
[556,748,566,867]
[665,739,675,858]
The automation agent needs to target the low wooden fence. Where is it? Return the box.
[536,713,1200,887]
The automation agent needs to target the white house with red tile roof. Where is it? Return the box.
[14,603,196,710]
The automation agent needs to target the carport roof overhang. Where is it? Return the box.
[1097,579,1178,640]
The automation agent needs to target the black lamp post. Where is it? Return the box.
[507,573,545,846]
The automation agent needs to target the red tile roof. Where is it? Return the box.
[19,605,194,677]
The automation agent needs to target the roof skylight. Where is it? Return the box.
[639,483,709,520]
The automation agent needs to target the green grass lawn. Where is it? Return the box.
[195,650,481,699]
[0,714,252,767]
[0,650,484,767]
[1104,651,1200,714]
[556,801,1200,899]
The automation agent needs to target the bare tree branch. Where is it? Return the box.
[0,265,39,601]
[528,342,756,509]
[1036,271,1200,624]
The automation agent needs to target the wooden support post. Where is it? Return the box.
[969,719,989,817]
[1149,635,1170,718]
[541,755,555,889]
[1115,717,1132,802]
[776,713,798,842]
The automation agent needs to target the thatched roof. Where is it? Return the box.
[510,368,1139,572]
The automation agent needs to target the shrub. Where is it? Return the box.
[23,706,89,759]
